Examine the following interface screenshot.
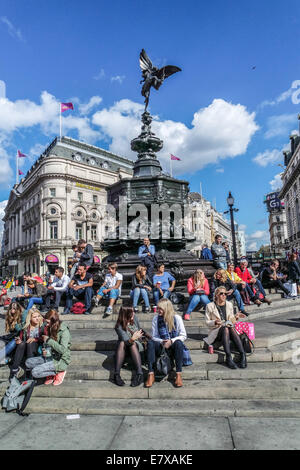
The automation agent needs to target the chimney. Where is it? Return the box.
[290,135,295,154]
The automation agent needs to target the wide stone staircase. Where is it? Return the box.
[1,292,300,417]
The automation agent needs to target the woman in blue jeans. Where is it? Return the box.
[131,265,152,313]
[25,279,47,311]
[0,302,27,365]
[152,264,176,306]
[184,269,210,320]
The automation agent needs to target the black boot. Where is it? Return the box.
[237,353,247,369]
[131,373,144,387]
[225,355,238,369]
[113,373,125,386]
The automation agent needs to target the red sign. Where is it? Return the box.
[45,254,59,263]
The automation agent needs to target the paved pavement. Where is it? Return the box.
[0,413,300,450]
[1,288,300,450]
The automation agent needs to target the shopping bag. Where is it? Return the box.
[235,321,255,340]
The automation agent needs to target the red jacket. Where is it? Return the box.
[187,277,210,296]
[235,267,252,284]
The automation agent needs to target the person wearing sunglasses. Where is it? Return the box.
[204,286,247,369]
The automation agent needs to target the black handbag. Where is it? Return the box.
[0,332,17,344]
[155,347,172,376]
[240,332,254,355]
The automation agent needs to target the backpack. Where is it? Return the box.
[70,302,86,314]
[2,376,36,416]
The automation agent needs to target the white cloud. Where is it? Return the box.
[270,173,283,191]
[248,230,269,240]
[93,69,105,80]
[0,16,24,42]
[216,168,224,173]
[253,148,283,167]
[0,199,8,243]
[239,224,247,231]
[0,91,101,143]
[246,229,269,251]
[78,96,102,115]
[0,80,6,99]
[93,98,259,174]
[111,75,126,84]
[264,114,297,139]
[260,80,300,108]
[247,241,258,251]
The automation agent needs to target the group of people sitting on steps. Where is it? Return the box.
[0,302,71,386]
[2,235,298,391]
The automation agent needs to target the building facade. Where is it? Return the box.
[187,192,232,257]
[279,123,300,252]
[1,136,134,276]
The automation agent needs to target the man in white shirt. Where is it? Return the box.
[45,267,70,309]
[95,263,123,315]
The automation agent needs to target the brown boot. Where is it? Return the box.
[254,299,262,306]
[264,297,272,305]
[145,372,155,388]
[175,372,183,388]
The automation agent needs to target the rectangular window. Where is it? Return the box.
[49,221,58,240]
[78,192,83,202]
[91,225,97,241]
[50,188,56,197]
[76,224,83,240]
[93,195,98,204]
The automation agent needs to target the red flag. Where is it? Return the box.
[18,150,27,158]
[18,169,24,175]
[170,154,181,161]
[61,102,74,113]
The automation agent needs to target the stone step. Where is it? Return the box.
[68,348,273,366]
[21,397,300,417]
[60,293,292,317]
[1,378,300,400]
[1,361,298,382]
[61,298,300,329]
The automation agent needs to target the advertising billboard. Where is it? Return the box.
[264,192,284,212]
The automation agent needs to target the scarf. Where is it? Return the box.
[157,315,178,340]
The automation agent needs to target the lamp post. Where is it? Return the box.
[224,191,239,266]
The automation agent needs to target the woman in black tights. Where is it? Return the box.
[114,307,145,387]
[204,286,247,369]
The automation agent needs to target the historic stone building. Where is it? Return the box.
[279,123,300,252]
[1,136,134,276]
[187,192,232,257]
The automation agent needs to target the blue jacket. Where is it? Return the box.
[201,248,213,260]
[138,244,155,258]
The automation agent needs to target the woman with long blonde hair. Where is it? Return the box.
[9,308,45,381]
[25,309,71,386]
[145,298,187,388]
[211,269,248,317]
[184,269,210,320]
[204,286,247,369]
[131,265,152,313]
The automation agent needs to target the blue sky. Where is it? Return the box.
[0,0,300,250]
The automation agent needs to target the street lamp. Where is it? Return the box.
[224,191,239,266]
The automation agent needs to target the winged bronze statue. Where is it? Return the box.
[139,49,181,111]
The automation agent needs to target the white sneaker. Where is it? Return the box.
[105,307,113,315]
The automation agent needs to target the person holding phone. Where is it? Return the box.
[114,306,147,387]
[184,269,210,320]
[204,287,247,369]
[145,298,187,388]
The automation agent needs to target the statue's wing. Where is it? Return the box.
[139,49,153,72]
[156,65,182,80]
